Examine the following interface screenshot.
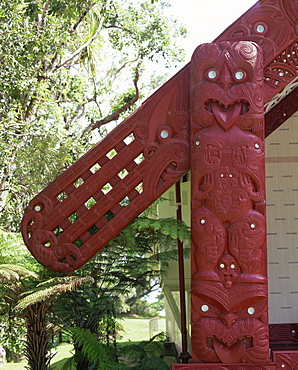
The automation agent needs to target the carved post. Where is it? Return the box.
[190,42,268,365]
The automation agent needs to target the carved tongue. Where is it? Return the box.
[211,101,242,131]
[213,339,246,363]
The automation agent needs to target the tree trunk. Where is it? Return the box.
[25,302,52,370]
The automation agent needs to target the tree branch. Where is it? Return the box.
[125,281,160,306]
[81,59,142,135]
[70,3,97,36]
[113,56,139,78]
[52,0,111,73]
[40,0,51,31]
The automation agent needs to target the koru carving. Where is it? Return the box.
[190,41,269,364]
[21,70,190,272]
[20,0,298,367]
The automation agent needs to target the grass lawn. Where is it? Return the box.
[4,343,74,370]
[3,317,165,369]
[119,316,165,342]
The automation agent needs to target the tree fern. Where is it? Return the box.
[15,276,94,311]
[0,263,36,282]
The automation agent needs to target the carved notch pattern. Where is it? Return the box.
[190,41,269,365]
[21,70,190,272]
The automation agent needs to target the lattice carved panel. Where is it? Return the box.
[21,0,298,274]
[21,70,190,272]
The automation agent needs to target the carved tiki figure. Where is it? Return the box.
[190,41,269,364]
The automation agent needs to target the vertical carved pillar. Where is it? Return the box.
[190,42,268,364]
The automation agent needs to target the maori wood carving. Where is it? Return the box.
[190,41,269,364]
[21,70,190,272]
[21,0,297,273]
[20,0,298,367]
[172,351,298,369]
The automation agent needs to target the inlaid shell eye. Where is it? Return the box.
[206,68,219,81]
[254,22,267,35]
[201,304,209,312]
[247,307,255,315]
[160,130,169,138]
[234,69,246,82]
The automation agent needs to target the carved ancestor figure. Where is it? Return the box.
[190,41,269,364]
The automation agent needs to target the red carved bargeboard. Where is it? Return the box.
[20,0,298,368]
[21,0,298,273]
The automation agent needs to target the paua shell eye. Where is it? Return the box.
[206,68,219,81]
[254,22,268,35]
[234,69,246,82]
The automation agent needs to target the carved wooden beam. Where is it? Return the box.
[21,0,297,272]
[190,40,268,365]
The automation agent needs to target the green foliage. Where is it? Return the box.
[69,327,111,366]
[61,327,169,370]
[119,333,169,369]
[0,2,188,367]
[0,230,39,362]
[0,0,186,231]
[131,217,190,243]
[15,276,94,311]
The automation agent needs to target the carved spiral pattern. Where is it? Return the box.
[192,318,269,363]
[190,41,268,364]
[133,122,149,142]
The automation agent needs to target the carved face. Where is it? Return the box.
[214,167,238,193]
[217,254,239,288]
[191,282,269,364]
[191,41,263,131]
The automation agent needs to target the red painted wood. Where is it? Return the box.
[172,364,277,369]
[190,41,268,364]
[21,0,297,272]
[20,0,298,367]
[265,87,298,137]
[171,351,298,369]
[21,70,190,271]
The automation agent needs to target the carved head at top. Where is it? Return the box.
[191,41,263,131]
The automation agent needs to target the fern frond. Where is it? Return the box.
[37,276,94,288]
[0,264,37,282]
[15,276,94,311]
[131,217,190,243]
[98,362,130,370]
[68,327,110,365]
[120,343,148,363]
